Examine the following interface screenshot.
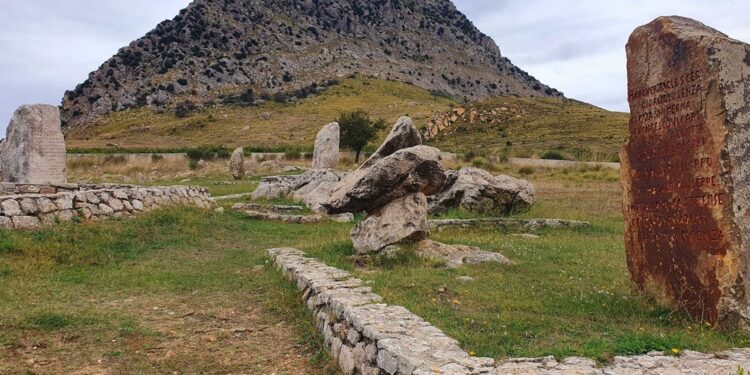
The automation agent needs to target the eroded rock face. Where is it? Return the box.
[291,169,347,213]
[323,145,446,214]
[622,16,750,329]
[312,122,340,169]
[428,167,535,215]
[229,147,244,180]
[360,116,422,169]
[350,193,429,254]
[0,105,66,184]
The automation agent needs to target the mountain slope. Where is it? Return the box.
[65,77,626,161]
[61,0,562,129]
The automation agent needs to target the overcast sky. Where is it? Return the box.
[1,0,750,136]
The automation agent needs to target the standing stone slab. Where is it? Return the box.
[0,105,66,184]
[229,147,245,180]
[312,122,340,169]
[622,16,750,328]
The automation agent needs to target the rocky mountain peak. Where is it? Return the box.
[61,0,562,129]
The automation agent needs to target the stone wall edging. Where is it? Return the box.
[268,248,750,375]
[0,185,215,230]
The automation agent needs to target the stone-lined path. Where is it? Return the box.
[269,248,750,374]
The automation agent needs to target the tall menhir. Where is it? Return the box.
[621,16,750,330]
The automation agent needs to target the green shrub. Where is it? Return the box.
[284,150,302,160]
[150,154,164,162]
[102,155,127,165]
[471,157,488,169]
[185,145,230,162]
[518,166,535,175]
[541,150,566,160]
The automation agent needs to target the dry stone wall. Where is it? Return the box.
[0,183,215,230]
[270,248,750,374]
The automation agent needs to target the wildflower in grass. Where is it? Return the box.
[671,348,680,355]
[469,351,476,356]
[452,299,460,305]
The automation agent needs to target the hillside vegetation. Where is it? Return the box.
[426,97,629,161]
[66,77,629,160]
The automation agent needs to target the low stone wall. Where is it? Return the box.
[270,248,750,375]
[0,184,215,230]
[429,218,591,232]
[269,247,499,374]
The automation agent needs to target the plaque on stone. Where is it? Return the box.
[0,104,67,184]
[622,16,750,328]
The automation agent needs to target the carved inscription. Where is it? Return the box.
[624,65,729,322]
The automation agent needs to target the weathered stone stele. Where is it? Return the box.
[229,147,244,180]
[0,104,66,184]
[622,16,750,329]
[311,122,339,169]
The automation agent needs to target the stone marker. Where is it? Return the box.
[622,16,750,329]
[0,104,66,184]
[229,147,244,180]
[312,122,339,169]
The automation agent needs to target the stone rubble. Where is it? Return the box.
[413,240,511,269]
[0,184,215,230]
[270,248,750,375]
[231,203,305,213]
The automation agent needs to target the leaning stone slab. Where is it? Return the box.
[0,104,66,184]
[360,116,422,169]
[622,16,750,329]
[323,146,446,214]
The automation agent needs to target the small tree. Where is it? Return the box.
[337,110,386,163]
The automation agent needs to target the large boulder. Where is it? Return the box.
[291,169,347,213]
[229,147,245,180]
[350,193,429,254]
[323,145,446,214]
[428,167,535,215]
[0,104,66,184]
[312,122,340,169]
[360,116,422,169]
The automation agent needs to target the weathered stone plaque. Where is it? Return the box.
[0,104,67,184]
[622,16,750,328]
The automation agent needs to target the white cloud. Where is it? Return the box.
[1,0,749,136]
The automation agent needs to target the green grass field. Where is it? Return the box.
[1,166,747,373]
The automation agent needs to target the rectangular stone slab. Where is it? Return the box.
[622,16,750,328]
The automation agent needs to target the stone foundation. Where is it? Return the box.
[270,248,750,374]
[0,183,215,230]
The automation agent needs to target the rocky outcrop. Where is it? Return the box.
[251,175,299,200]
[312,122,340,169]
[350,193,429,254]
[291,169,347,213]
[428,167,536,215]
[61,0,562,129]
[0,105,66,184]
[429,217,591,232]
[323,145,446,215]
[229,147,244,180]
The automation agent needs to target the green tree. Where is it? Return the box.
[337,110,386,163]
